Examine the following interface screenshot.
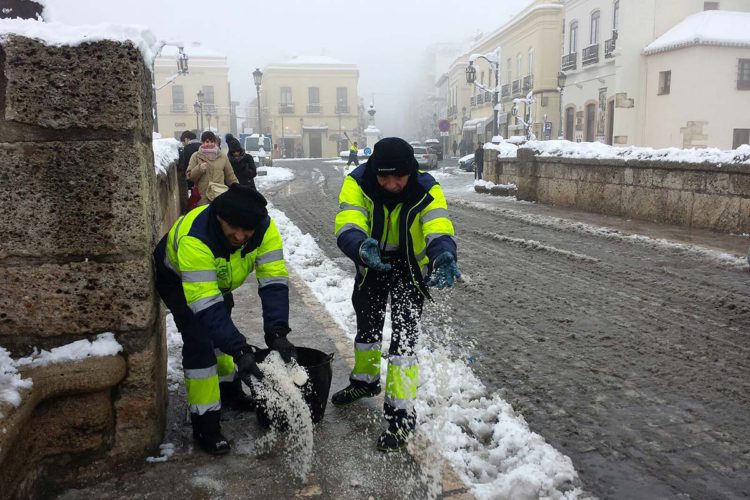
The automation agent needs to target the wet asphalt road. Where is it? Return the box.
[264,158,750,500]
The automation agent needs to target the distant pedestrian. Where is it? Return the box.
[474,142,484,180]
[347,141,359,167]
[452,140,458,157]
[179,130,201,214]
[225,134,257,190]
[295,144,304,158]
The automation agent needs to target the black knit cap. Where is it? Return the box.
[225,133,244,154]
[367,137,418,176]
[213,184,268,229]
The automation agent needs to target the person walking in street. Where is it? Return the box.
[347,141,359,167]
[474,142,484,180]
[331,137,461,452]
[153,185,296,455]
[452,140,458,158]
[187,131,239,207]
[225,133,257,190]
[179,130,201,214]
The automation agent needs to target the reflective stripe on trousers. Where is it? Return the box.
[384,355,418,411]
[351,341,382,384]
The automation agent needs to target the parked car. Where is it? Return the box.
[413,146,438,169]
[459,153,475,172]
[424,139,443,161]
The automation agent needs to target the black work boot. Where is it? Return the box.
[331,383,381,407]
[377,406,415,452]
[220,377,255,412]
[191,411,231,455]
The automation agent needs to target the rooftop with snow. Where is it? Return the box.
[643,10,750,55]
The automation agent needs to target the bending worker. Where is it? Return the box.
[331,137,461,451]
[153,184,296,455]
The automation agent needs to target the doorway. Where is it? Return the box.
[565,107,575,142]
[309,133,323,158]
[585,103,596,142]
[606,101,615,145]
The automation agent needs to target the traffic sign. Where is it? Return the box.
[438,119,450,132]
[363,147,372,156]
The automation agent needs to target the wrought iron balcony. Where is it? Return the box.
[170,103,187,113]
[523,75,534,92]
[582,44,599,66]
[476,93,484,105]
[501,84,511,98]
[561,52,577,71]
[279,103,295,114]
[605,38,616,58]
[335,105,349,114]
[470,96,476,107]
[512,79,522,95]
[307,104,321,113]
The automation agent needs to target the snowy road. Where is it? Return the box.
[264,158,750,499]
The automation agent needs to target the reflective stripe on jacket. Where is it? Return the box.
[334,164,456,298]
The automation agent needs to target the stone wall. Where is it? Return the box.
[496,148,750,233]
[156,160,183,238]
[0,35,166,497]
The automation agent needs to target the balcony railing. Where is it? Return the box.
[335,105,349,114]
[512,79,522,95]
[523,75,534,92]
[170,103,187,113]
[307,104,321,113]
[476,93,484,105]
[279,103,295,114]
[501,84,511,98]
[204,103,217,114]
[470,96,476,107]
[485,91,492,102]
[561,52,577,71]
[605,38,616,58]
[582,44,599,66]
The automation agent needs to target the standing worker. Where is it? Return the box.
[153,185,296,455]
[347,141,359,167]
[331,137,461,451]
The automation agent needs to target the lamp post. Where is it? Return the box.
[206,109,213,132]
[557,71,567,140]
[193,100,201,131]
[252,68,263,135]
[466,48,501,139]
[151,42,189,134]
[196,90,205,130]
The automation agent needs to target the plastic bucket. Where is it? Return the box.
[253,347,334,428]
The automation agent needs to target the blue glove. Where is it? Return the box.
[426,252,461,289]
[359,238,392,271]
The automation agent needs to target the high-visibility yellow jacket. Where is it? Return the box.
[334,164,456,298]
[161,204,289,354]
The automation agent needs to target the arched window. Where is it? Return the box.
[569,21,579,53]
[590,10,601,44]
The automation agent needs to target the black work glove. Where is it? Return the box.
[265,326,297,363]
[234,345,263,383]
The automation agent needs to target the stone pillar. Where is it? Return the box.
[0,34,166,493]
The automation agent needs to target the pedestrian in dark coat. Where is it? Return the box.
[474,142,484,180]
[225,134,257,190]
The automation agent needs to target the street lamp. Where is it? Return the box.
[193,100,201,131]
[151,41,188,134]
[466,47,501,139]
[206,109,213,132]
[196,90,204,130]
[252,68,263,135]
[557,71,567,140]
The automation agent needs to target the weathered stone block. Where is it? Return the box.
[728,173,750,197]
[1,36,152,133]
[690,193,742,232]
[705,172,731,195]
[664,189,693,227]
[0,258,157,337]
[0,141,158,259]
[546,179,578,207]
[622,186,659,221]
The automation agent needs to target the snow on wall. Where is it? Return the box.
[644,10,750,55]
[153,138,180,175]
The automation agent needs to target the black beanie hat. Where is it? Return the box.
[225,133,244,154]
[367,137,418,176]
[213,184,268,229]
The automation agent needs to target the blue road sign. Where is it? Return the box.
[363,147,372,156]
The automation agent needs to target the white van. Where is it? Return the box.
[243,134,273,167]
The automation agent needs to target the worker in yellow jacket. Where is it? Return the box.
[153,185,295,455]
[332,137,460,451]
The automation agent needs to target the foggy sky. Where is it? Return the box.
[47,0,530,137]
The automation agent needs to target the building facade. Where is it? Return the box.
[154,44,231,140]
[260,56,360,158]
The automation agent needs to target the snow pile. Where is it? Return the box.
[256,167,295,189]
[15,332,122,368]
[644,10,750,55]
[253,351,314,483]
[0,348,33,417]
[146,443,176,463]
[153,138,180,176]
[475,179,497,189]
[0,333,122,417]
[270,207,582,498]
[523,140,750,165]
[0,18,158,68]
[165,313,184,391]
[484,141,519,158]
